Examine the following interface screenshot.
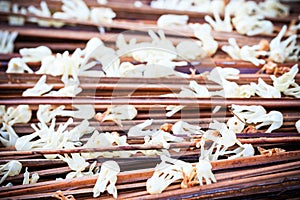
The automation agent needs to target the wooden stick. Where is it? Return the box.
[1,137,300,157]
[0,96,299,108]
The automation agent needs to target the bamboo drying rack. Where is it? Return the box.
[0,0,300,199]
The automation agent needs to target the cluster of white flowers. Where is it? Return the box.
[151,0,225,14]
[151,0,289,36]
[162,65,299,99]
[146,155,216,194]
[197,120,255,161]
[15,104,95,159]
[228,104,283,133]
[4,0,116,28]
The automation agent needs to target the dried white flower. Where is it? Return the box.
[269,25,300,63]
[53,0,90,21]
[143,130,183,150]
[225,143,255,159]
[27,1,64,27]
[258,0,289,17]
[172,120,203,136]
[95,105,137,126]
[252,111,283,133]
[232,15,273,36]
[230,104,267,124]
[36,105,65,124]
[9,4,26,26]
[58,147,90,179]
[146,156,184,194]
[0,124,19,147]
[6,57,33,73]
[195,159,216,186]
[166,105,185,117]
[22,167,39,185]
[90,7,116,24]
[157,14,189,28]
[19,46,52,62]
[127,119,155,137]
[205,9,232,32]
[227,116,245,133]
[176,40,206,59]
[189,23,218,56]
[271,64,298,92]
[2,105,32,126]
[93,161,120,198]
[222,38,267,66]
[231,105,283,133]
[250,78,281,98]
[83,131,134,158]
[22,75,53,96]
[284,83,300,98]
[59,104,95,120]
[0,30,18,54]
[0,160,22,185]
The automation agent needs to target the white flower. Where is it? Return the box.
[232,15,273,36]
[93,161,120,198]
[22,167,39,185]
[196,159,216,186]
[2,105,32,126]
[0,160,22,185]
[95,105,137,126]
[231,104,267,124]
[189,23,218,56]
[83,131,134,158]
[36,105,65,124]
[250,78,281,98]
[146,156,185,194]
[230,105,283,133]
[205,9,232,32]
[22,75,53,96]
[226,143,255,159]
[227,116,245,133]
[9,4,26,26]
[157,14,189,28]
[222,38,267,66]
[284,83,300,98]
[27,1,64,27]
[0,30,18,54]
[258,0,289,17]
[0,124,19,147]
[6,57,33,73]
[166,105,185,117]
[58,104,95,120]
[58,150,89,179]
[127,119,155,137]
[271,64,298,92]
[176,40,206,59]
[172,120,203,136]
[252,111,283,133]
[19,46,52,62]
[53,0,90,21]
[90,7,116,24]
[269,25,300,63]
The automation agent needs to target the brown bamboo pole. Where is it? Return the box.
[0,96,300,108]
[1,137,300,157]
